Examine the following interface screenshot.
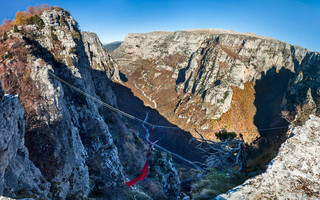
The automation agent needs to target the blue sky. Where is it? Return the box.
[1,0,319,51]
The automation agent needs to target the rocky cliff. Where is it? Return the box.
[112,29,319,143]
[112,29,320,199]
[0,82,50,199]
[1,6,320,200]
[217,115,320,200]
[0,6,180,199]
[82,31,121,82]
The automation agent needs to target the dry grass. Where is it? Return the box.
[219,61,229,69]
[0,34,44,131]
[163,53,185,68]
[220,45,243,61]
[296,177,320,197]
[294,103,315,126]
[211,82,260,143]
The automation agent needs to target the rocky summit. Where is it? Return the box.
[0,5,320,200]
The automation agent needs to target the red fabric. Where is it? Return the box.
[126,128,155,187]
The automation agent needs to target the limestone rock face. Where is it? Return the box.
[112,29,319,142]
[150,152,181,197]
[82,31,121,82]
[0,85,50,199]
[26,8,119,199]
[217,115,320,200]
[0,7,180,199]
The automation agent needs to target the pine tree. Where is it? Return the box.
[13,25,19,33]
[2,31,7,40]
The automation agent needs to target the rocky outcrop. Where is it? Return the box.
[149,151,181,198]
[112,29,319,143]
[82,31,121,82]
[25,8,116,199]
[217,115,320,199]
[281,51,320,125]
[0,83,50,199]
[0,6,180,199]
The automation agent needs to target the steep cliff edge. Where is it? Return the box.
[0,6,180,199]
[82,31,121,82]
[217,115,320,199]
[112,29,319,144]
[0,83,50,199]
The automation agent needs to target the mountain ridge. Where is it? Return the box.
[124,29,315,53]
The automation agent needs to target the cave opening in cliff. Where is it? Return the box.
[249,66,295,171]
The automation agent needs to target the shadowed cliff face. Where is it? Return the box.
[245,67,294,170]
[0,83,50,198]
[254,67,294,137]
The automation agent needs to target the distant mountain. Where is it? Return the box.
[103,41,123,52]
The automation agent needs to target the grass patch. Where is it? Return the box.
[192,169,247,200]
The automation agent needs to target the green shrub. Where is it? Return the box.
[2,31,7,40]
[69,47,76,54]
[13,25,19,33]
[30,15,45,29]
[1,52,13,60]
[52,6,63,12]
[212,117,221,122]
[71,31,80,41]
[13,188,37,199]
[50,182,62,197]
[223,91,230,100]
[215,129,237,141]
[50,30,58,42]
[54,54,63,63]
[59,16,67,26]
[192,169,247,199]
[15,11,44,29]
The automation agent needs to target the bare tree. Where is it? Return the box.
[192,129,247,174]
